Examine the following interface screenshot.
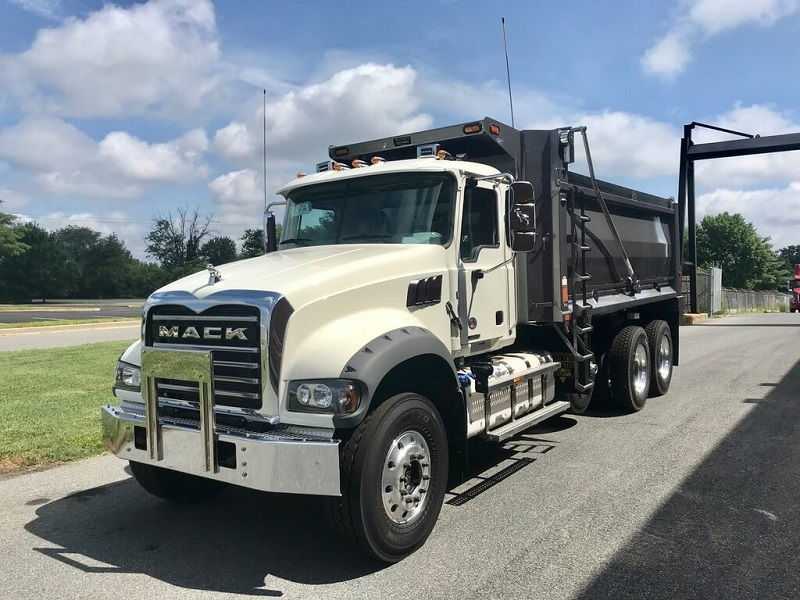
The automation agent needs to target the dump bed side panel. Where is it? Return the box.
[518,130,679,324]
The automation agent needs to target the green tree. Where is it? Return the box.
[696,212,787,289]
[80,234,138,298]
[0,223,69,301]
[52,226,102,296]
[240,228,265,258]
[201,236,237,265]
[778,245,800,270]
[0,203,28,259]
[145,209,211,270]
[127,260,170,297]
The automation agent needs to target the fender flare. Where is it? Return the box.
[334,326,457,428]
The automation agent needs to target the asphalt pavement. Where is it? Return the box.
[0,304,140,324]
[1,312,799,599]
[0,322,140,351]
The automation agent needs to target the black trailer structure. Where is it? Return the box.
[331,117,681,397]
[678,122,800,314]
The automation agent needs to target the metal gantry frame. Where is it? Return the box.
[678,122,800,313]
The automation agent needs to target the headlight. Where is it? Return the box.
[114,361,141,392]
[287,380,362,414]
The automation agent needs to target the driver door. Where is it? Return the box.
[458,183,513,352]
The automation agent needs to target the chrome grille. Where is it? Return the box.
[146,305,262,409]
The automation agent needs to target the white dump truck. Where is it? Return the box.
[103,118,681,562]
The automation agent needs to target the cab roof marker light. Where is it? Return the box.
[463,122,482,134]
[436,149,453,160]
[296,171,306,178]
[489,123,501,136]
[370,156,386,165]
[351,159,368,168]
[332,161,350,171]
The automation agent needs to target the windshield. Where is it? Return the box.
[280,172,455,248]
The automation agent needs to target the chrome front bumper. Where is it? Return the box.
[102,404,341,496]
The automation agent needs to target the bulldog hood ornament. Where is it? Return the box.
[207,263,222,285]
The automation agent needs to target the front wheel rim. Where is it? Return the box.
[633,343,649,396]
[657,335,672,381]
[381,430,431,525]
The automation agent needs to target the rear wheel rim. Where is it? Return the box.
[633,343,649,396]
[381,430,431,525]
[657,335,672,381]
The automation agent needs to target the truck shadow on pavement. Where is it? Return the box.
[25,479,382,596]
[24,420,571,596]
[574,357,800,600]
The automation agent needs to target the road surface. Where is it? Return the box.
[2,313,799,599]
[0,304,140,324]
[0,322,139,351]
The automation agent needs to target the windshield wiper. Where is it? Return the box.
[340,234,392,241]
[279,237,313,246]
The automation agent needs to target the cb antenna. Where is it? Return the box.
[501,17,515,128]
[262,89,268,215]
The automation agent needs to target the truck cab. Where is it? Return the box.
[103,118,680,562]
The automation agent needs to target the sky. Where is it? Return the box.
[1,0,799,258]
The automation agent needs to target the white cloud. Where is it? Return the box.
[0,117,95,172]
[698,182,800,248]
[0,0,222,117]
[213,122,253,162]
[0,117,209,198]
[0,188,29,211]
[209,169,261,208]
[642,0,799,79]
[688,0,798,34]
[214,63,433,166]
[99,129,208,182]
[560,111,679,179]
[641,30,692,79]
[694,104,800,186]
[8,0,62,20]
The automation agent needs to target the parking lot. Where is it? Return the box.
[1,313,798,599]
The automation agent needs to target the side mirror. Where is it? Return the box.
[266,213,278,253]
[509,181,536,253]
[264,201,287,253]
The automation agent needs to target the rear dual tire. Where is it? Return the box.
[609,321,673,412]
[609,325,651,412]
[644,320,673,397]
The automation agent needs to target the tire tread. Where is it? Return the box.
[609,325,648,412]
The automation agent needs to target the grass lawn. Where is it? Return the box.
[0,317,138,330]
[0,340,130,473]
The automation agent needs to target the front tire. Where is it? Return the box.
[129,461,223,503]
[644,320,673,397]
[609,326,651,412]
[328,392,448,563]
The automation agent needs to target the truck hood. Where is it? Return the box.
[156,244,448,307]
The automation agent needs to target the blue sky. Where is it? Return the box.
[1,0,799,257]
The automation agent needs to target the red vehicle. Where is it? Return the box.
[792,265,800,313]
